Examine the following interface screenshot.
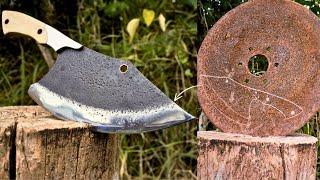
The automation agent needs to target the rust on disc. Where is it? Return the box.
[198,0,320,136]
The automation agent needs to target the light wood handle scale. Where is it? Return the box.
[2,10,82,51]
[2,10,48,43]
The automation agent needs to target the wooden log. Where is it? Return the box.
[0,106,119,180]
[0,110,16,178]
[197,131,318,180]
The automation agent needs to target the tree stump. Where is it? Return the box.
[0,106,119,180]
[197,131,318,180]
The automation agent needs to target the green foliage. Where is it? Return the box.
[0,39,48,105]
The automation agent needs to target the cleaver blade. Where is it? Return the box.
[2,10,195,133]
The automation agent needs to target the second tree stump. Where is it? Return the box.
[197,131,318,180]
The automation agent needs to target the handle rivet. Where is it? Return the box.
[37,29,42,34]
[4,19,9,24]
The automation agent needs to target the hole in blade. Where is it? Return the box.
[4,19,9,24]
[120,64,128,73]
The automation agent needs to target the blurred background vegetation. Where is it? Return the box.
[0,0,320,179]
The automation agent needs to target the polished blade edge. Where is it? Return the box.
[28,83,194,133]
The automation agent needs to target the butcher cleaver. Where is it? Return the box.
[2,10,194,133]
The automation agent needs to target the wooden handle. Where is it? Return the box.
[2,10,48,44]
[2,10,82,51]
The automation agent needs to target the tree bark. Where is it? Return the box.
[197,131,318,180]
[0,106,119,180]
[0,111,16,178]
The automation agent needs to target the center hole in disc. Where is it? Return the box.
[248,54,268,76]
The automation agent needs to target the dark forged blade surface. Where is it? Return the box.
[198,0,320,136]
[28,47,194,133]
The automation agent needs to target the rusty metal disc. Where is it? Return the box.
[198,0,320,136]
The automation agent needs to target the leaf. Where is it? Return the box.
[126,18,140,43]
[184,69,193,78]
[178,50,188,64]
[104,2,129,17]
[181,0,196,8]
[125,54,138,60]
[158,13,166,32]
[143,9,155,27]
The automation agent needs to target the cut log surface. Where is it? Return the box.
[197,131,318,180]
[0,106,119,180]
